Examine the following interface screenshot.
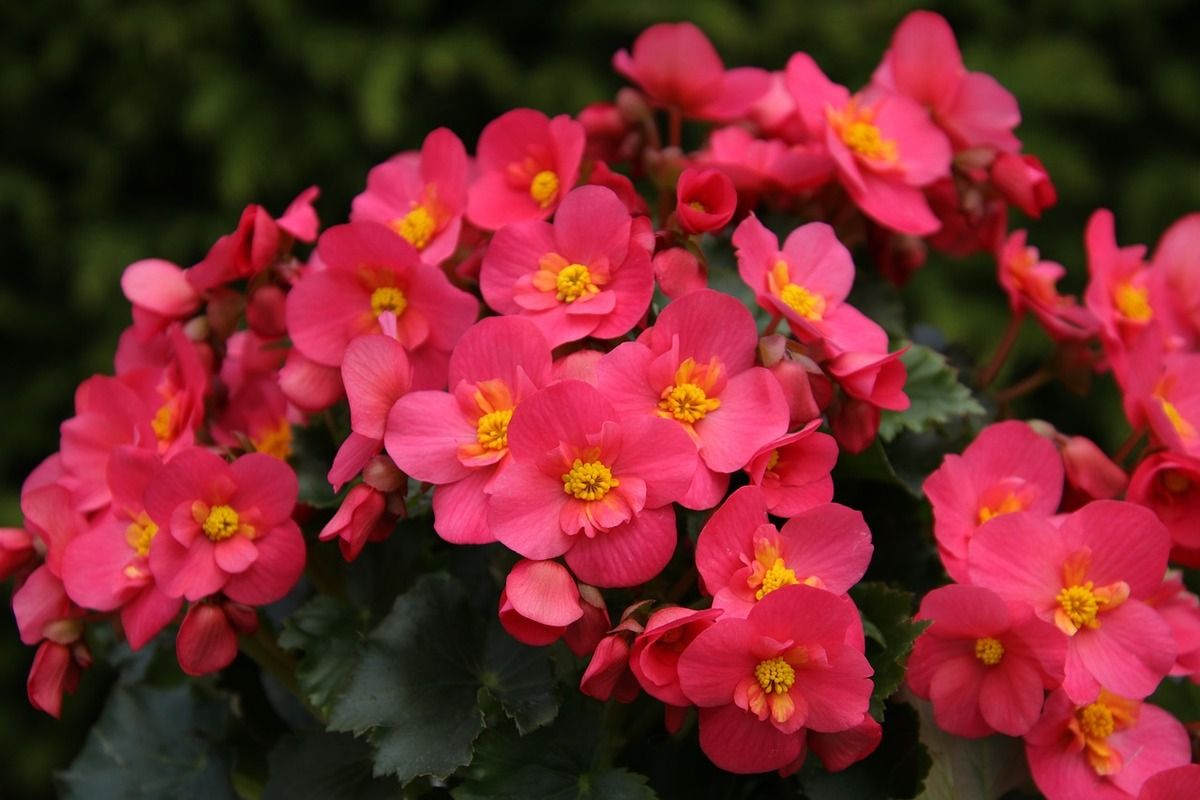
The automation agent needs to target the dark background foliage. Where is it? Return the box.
[3,0,1199,796]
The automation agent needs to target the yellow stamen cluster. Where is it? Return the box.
[475,408,513,451]
[125,513,159,558]
[1114,282,1152,323]
[754,657,796,695]
[555,263,599,303]
[390,205,437,251]
[842,120,898,162]
[658,382,720,423]
[530,170,560,207]
[1056,583,1100,631]
[253,419,293,461]
[779,283,827,320]
[370,286,408,318]
[1077,702,1115,740]
[202,505,241,542]
[755,558,800,601]
[977,493,1023,524]
[974,636,1005,666]
[151,405,174,442]
[765,449,781,472]
[562,459,619,502]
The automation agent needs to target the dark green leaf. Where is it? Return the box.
[292,422,344,509]
[1148,677,1200,723]
[801,700,930,800]
[480,621,559,734]
[879,344,985,442]
[279,595,368,711]
[263,731,398,800]
[850,583,929,719]
[908,694,1030,800]
[57,684,235,800]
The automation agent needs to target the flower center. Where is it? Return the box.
[476,408,513,451]
[1160,397,1197,440]
[530,170,560,208]
[779,282,827,320]
[1164,471,1192,494]
[202,505,241,542]
[765,449,781,472]
[562,458,619,501]
[151,404,174,442]
[253,418,293,460]
[658,382,720,423]
[977,493,1023,524]
[1077,702,1115,740]
[125,513,159,558]
[754,657,796,695]
[974,636,1005,666]
[688,200,707,212]
[555,263,599,303]
[1056,583,1100,632]
[390,205,437,251]
[755,558,799,601]
[842,120,898,162]
[1114,281,1152,323]
[370,286,408,317]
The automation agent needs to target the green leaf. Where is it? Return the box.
[453,700,656,800]
[480,620,559,734]
[1148,676,1200,723]
[850,582,929,719]
[278,595,368,711]
[292,421,344,509]
[263,731,398,800]
[57,684,235,800]
[879,344,985,442]
[908,694,1029,800]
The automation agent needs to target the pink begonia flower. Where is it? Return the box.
[20,482,86,579]
[675,167,736,235]
[807,713,883,773]
[581,631,641,703]
[677,584,874,774]
[351,128,468,266]
[318,483,395,562]
[1031,427,1127,510]
[28,640,88,719]
[785,53,952,235]
[480,185,654,347]
[187,186,320,291]
[1144,574,1200,679]
[486,380,697,587]
[1139,351,1200,459]
[870,11,1021,153]
[121,258,202,337]
[175,602,247,677]
[146,448,304,605]
[759,336,830,427]
[0,526,34,581]
[821,319,910,415]
[630,606,723,707]
[743,423,838,517]
[613,23,770,121]
[219,330,287,398]
[695,486,872,619]
[1137,764,1200,800]
[652,247,707,299]
[923,420,1063,583]
[563,584,611,657]
[586,160,649,216]
[699,126,832,199]
[906,584,1067,737]
[968,501,1175,703]
[278,350,344,414]
[385,316,553,545]
[466,108,585,230]
[991,152,1057,219]
[12,565,90,717]
[998,230,1099,342]
[497,559,583,647]
[61,447,183,650]
[1084,210,1157,351]
[1151,213,1200,349]
[1128,452,1200,557]
[212,376,294,462]
[594,290,788,509]
[1025,690,1190,800]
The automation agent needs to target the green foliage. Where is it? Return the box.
[278,595,368,711]
[908,695,1030,800]
[878,344,985,442]
[263,731,398,800]
[850,582,930,720]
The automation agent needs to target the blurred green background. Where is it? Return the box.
[3,0,1199,796]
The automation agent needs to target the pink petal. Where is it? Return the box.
[848,169,941,236]
[228,453,298,527]
[554,186,631,266]
[12,565,71,645]
[1109,704,1192,796]
[61,523,139,611]
[1073,600,1176,700]
[888,11,963,108]
[342,335,413,439]
[487,462,573,560]
[223,521,305,606]
[121,259,200,317]
[1060,500,1170,599]
[928,652,991,737]
[649,290,759,374]
[284,269,372,367]
[778,503,872,595]
[448,316,553,390]
[213,535,259,574]
[678,464,730,511]
[697,704,803,775]
[967,512,1071,614]
[479,221,559,314]
[121,587,183,650]
[149,534,225,602]
[694,367,789,472]
[677,617,758,706]
[279,351,344,413]
[794,645,875,733]
[612,416,699,508]
[564,505,677,588]
[978,656,1045,736]
[944,72,1022,153]
[916,584,1011,639]
[384,391,476,484]
[781,222,855,305]
[593,342,658,417]
[504,559,583,627]
[328,433,382,493]
[695,485,770,595]
[587,247,655,341]
[432,470,497,545]
[506,380,617,462]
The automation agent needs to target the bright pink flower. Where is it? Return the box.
[1139,351,1200,459]
[480,186,653,347]
[1025,690,1190,800]
[906,584,1066,737]
[486,380,697,587]
[1152,214,1200,348]
[924,420,1063,583]
[828,395,881,455]
[1058,434,1127,509]
[13,565,81,646]
[176,602,240,676]
[563,584,610,657]
[497,559,583,647]
[212,377,294,463]
[0,526,34,581]
[1144,574,1200,679]
[700,126,833,197]
[695,486,872,619]
[121,259,202,337]
[613,23,770,120]
[20,482,86,578]
[677,584,874,774]
[999,231,1099,342]
[1128,452,1200,556]
[466,108,585,230]
[28,640,87,718]
[676,167,736,235]
[870,11,1021,153]
[1084,210,1157,350]
[594,290,788,509]
[991,152,1057,219]
[352,128,468,266]
[318,483,396,562]
[652,247,707,299]
[630,606,722,706]
[188,186,320,291]
[286,222,478,386]
[279,350,344,414]
[580,630,640,703]
[385,316,553,544]
[743,424,837,517]
[823,327,910,414]
[1138,765,1200,800]
[968,501,1175,703]
[807,713,883,773]
[785,54,952,235]
[759,336,830,427]
[146,448,304,605]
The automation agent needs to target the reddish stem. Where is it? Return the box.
[978,312,1024,389]
[668,107,682,150]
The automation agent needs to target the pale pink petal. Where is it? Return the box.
[505,559,583,627]
[342,335,412,439]
[121,259,200,317]
[214,535,259,574]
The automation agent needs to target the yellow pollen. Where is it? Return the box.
[1114,282,1152,323]
[202,505,241,542]
[978,494,1023,524]
[370,286,408,318]
[755,558,799,601]
[151,405,174,441]
[1057,583,1100,632]
[765,449,781,472]
[389,205,437,250]
[842,120,898,162]
[974,637,1005,666]
[530,170,560,208]
[125,513,159,558]
[779,283,827,320]
[688,200,707,212]
[555,263,599,303]
[754,657,796,694]
[253,418,293,460]
[1077,702,1115,740]
[475,408,513,451]
[658,382,720,423]
[1160,397,1197,439]
[562,459,619,501]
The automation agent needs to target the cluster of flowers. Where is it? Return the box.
[2,8,1195,788]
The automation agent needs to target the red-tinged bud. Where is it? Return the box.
[652,248,706,299]
[0,527,34,580]
[498,560,583,648]
[629,607,722,706]
[246,285,288,338]
[176,603,239,677]
[1060,435,1126,505]
[830,395,881,454]
[580,633,639,703]
[615,87,651,124]
[675,167,736,235]
[564,584,611,657]
[991,152,1056,219]
[221,601,259,635]
[204,287,246,341]
[319,484,393,562]
[362,455,406,494]
[279,351,344,414]
[1128,452,1200,560]
[27,640,83,719]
